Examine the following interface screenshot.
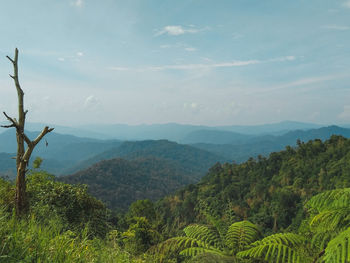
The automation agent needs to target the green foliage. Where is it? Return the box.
[121,216,161,255]
[32,157,43,169]
[323,227,350,263]
[225,220,261,254]
[158,220,261,262]
[26,171,110,237]
[305,187,350,262]
[156,136,350,236]
[237,233,307,262]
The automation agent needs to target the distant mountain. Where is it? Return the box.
[76,121,324,141]
[61,157,199,210]
[0,152,16,179]
[0,120,328,141]
[192,125,350,162]
[217,120,323,135]
[0,129,121,175]
[181,129,253,144]
[66,140,226,176]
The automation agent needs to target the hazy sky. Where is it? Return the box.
[0,0,349,126]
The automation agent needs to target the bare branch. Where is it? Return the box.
[1,124,16,128]
[2,111,18,128]
[6,55,14,64]
[32,126,54,146]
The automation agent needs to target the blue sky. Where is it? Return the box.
[0,0,349,126]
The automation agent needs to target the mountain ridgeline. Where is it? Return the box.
[1,124,350,178]
[61,140,225,209]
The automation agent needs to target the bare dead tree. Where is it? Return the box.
[1,48,54,216]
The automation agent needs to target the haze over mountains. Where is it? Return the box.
[1,121,350,176]
[1,121,350,210]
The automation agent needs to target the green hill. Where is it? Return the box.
[154,135,350,236]
[61,157,198,210]
[66,139,226,177]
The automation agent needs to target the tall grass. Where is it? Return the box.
[0,208,148,263]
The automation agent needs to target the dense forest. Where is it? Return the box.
[1,135,350,262]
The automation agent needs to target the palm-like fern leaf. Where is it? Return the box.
[225,220,260,253]
[323,227,350,263]
[180,246,225,258]
[184,224,223,248]
[237,233,306,263]
[310,208,350,232]
[307,188,350,212]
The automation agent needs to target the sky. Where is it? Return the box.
[0,0,349,126]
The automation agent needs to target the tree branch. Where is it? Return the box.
[2,111,18,128]
[32,126,54,146]
[22,132,32,147]
[6,55,14,64]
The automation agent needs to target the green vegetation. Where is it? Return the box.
[2,135,350,262]
[0,171,160,262]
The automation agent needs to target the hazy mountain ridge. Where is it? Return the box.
[65,139,227,176]
[0,120,325,140]
[191,125,350,162]
[0,130,121,176]
[60,156,198,210]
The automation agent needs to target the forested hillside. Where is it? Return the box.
[66,139,226,176]
[61,157,199,210]
[154,135,350,236]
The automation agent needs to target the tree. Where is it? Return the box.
[1,48,54,216]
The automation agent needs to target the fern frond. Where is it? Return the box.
[225,220,260,253]
[323,227,350,263]
[310,208,350,232]
[180,246,225,258]
[157,236,212,255]
[189,252,238,263]
[237,243,302,263]
[307,188,350,212]
[184,224,223,248]
[249,233,305,248]
[311,232,333,250]
[237,233,307,263]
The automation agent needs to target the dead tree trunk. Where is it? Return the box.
[1,48,54,216]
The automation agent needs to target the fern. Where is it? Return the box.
[237,233,306,263]
[307,188,350,212]
[323,227,350,263]
[306,188,350,262]
[180,247,225,257]
[310,208,350,232]
[225,220,260,253]
[184,224,223,248]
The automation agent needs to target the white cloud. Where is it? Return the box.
[322,25,350,30]
[108,56,295,72]
[183,102,201,113]
[77,52,84,57]
[155,25,207,36]
[58,57,65,61]
[257,75,341,94]
[72,0,83,7]
[160,43,197,52]
[338,105,350,120]
[84,95,99,109]
[185,47,197,52]
[343,0,350,8]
